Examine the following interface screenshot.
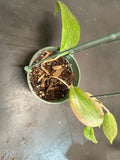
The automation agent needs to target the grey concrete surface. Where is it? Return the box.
[0,0,120,159]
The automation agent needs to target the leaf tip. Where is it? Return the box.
[83,126,98,144]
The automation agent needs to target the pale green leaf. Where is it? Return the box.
[103,113,118,144]
[83,126,98,143]
[55,1,80,52]
[69,86,104,127]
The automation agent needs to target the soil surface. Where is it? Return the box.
[29,50,75,102]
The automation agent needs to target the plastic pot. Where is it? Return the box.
[27,46,80,104]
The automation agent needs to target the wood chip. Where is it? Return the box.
[41,81,45,88]
[46,82,53,92]
[41,65,50,75]
[53,68,64,77]
[41,50,52,60]
[52,65,62,70]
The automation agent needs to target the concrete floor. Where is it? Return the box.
[0,0,120,159]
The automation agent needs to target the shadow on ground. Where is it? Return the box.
[17,11,57,87]
[65,143,107,160]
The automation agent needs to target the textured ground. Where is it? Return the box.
[0,0,120,159]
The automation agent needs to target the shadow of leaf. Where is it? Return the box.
[39,11,57,47]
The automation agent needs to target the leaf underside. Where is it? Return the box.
[83,126,98,143]
[103,113,118,144]
[69,86,104,127]
[55,1,80,52]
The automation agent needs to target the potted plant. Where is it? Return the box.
[25,1,120,144]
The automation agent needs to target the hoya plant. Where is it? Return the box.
[25,1,120,144]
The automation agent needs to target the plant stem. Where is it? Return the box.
[71,38,120,55]
[91,92,120,98]
[91,92,120,113]
[101,105,110,114]
[24,32,120,72]
[60,32,120,57]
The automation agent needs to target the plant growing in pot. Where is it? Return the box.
[25,1,120,144]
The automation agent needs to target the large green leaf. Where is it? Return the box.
[83,126,98,143]
[103,113,118,144]
[55,1,80,52]
[69,86,104,127]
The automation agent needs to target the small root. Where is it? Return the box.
[38,74,45,83]
[42,56,59,64]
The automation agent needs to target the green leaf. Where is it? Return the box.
[103,113,118,144]
[55,1,80,52]
[69,86,104,127]
[83,126,98,143]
